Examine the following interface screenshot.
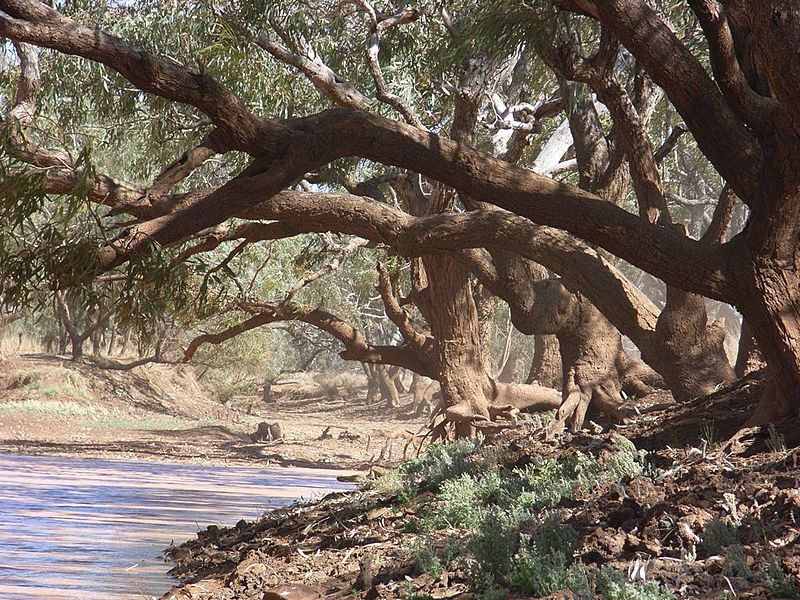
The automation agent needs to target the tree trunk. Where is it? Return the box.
[740,258,800,423]
[518,279,663,432]
[526,334,562,390]
[70,337,84,361]
[363,363,380,405]
[644,287,736,401]
[735,319,765,377]
[418,254,491,436]
[377,364,401,409]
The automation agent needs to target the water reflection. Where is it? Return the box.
[0,453,353,599]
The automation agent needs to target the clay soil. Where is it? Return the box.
[160,372,800,600]
[0,354,428,469]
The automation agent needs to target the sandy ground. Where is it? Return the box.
[0,355,428,470]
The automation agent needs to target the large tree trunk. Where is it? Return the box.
[644,287,736,401]
[527,334,562,390]
[741,258,800,423]
[516,279,663,432]
[735,319,765,377]
[418,254,492,436]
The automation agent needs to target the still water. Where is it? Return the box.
[0,453,353,599]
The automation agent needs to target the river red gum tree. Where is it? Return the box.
[3,0,800,428]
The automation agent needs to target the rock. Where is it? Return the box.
[251,421,283,442]
[269,422,283,440]
[262,583,322,600]
[355,551,373,590]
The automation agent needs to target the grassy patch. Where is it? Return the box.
[14,369,95,402]
[0,399,108,418]
[84,414,215,430]
[0,398,214,430]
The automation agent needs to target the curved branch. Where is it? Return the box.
[587,0,763,201]
[376,262,432,354]
[184,302,434,377]
[357,2,422,127]
[744,0,800,137]
[255,30,370,110]
[103,109,736,300]
[688,0,779,131]
[0,0,263,150]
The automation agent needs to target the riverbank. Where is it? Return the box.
[161,373,800,600]
[0,355,427,469]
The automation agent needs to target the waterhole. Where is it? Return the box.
[0,453,352,599]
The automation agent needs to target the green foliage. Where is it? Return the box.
[380,434,662,598]
[701,519,741,555]
[724,544,754,580]
[594,568,675,600]
[409,537,445,579]
[394,434,486,495]
[767,556,800,599]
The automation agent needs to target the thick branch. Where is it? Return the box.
[587,0,763,201]
[744,0,800,137]
[688,0,779,130]
[96,108,737,301]
[0,0,263,150]
[701,185,738,244]
[184,302,433,377]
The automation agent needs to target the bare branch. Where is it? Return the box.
[586,0,763,201]
[281,236,369,305]
[701,185,738,244]
[255,29,370,110]
[146,135,224,200]
[184,301,434,377]
[376,262,432,353]
[653,123,688,165]
[356,1,423,127]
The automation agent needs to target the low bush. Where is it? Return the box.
[387,434,665,599]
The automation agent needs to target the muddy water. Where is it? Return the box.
[0,453,353,599]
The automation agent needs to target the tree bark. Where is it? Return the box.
[527,334,562,390]
[735,319,765,377]
[645,286,736,401]
[416,254,492,436]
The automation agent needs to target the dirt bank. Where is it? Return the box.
[0,355,427,469]
[160,373,800,600]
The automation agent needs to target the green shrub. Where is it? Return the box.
[724,544,754,580]
[594,568,675,600]
[467,505,533,587]
[433,468,504,529]
[767,556,800,598]
[701,519,740,555]
[380,434,668,599]
[398,435,486,494]
[507,517,581,596]
[408,537,444,579]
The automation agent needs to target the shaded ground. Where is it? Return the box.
[0,355,427,468]
[160,374,800,600]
